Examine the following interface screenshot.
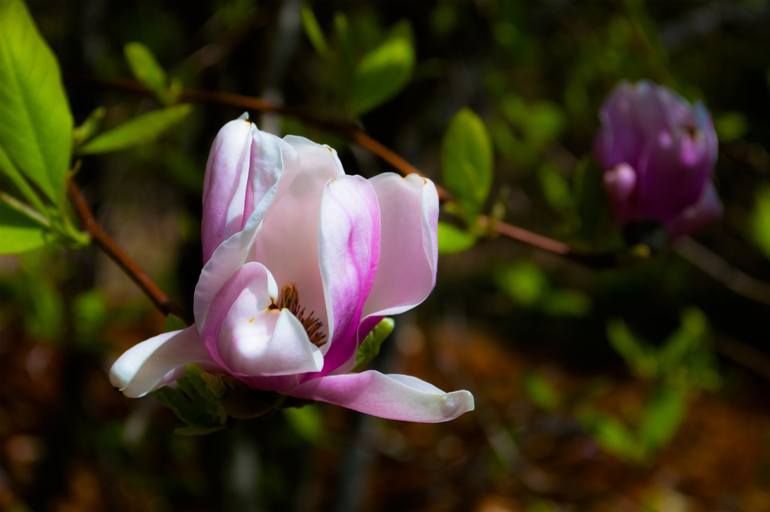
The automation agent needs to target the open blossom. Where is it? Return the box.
[109,115,474,423]
[594,80,721,237]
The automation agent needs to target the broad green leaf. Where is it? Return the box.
[355,317,395,368]
[0,198,48,253]
[438,221,476,254]
[0,0,73,206]
[301,5,329,57]
[350,22,414,115]
[751,186,770,259]
[0,144,45,212]
[442,108,493,221]
[79,104,192,155]
[124,42,169,103]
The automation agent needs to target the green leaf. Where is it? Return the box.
[523,372,562,411]
[638,385,687,453]
[714,112,747,142]
[355,317,395,368]
[438,221,476,254]
[283,405,323,443]
[606,319,657,379]
[350,21,415,115]
[0,0,73,206]
[495,261,548,307]
[542,289,591,317]
[538,162,572,212]
[0,198,49,253]
[79,104,192,155]
[72,107,106,147]
[300,5,329,58]
[751,186,770,259]
[442,108,493,222]
[154,364,228,431]
[124,42,171,103]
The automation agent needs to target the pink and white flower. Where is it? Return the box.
[109,116,474,423]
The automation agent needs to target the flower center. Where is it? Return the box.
[269,284,327,348]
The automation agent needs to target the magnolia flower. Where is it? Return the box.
[594,80,721,237]
[110,116,474,423]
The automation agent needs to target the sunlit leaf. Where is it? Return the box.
[124,42,168,101]
[355,317,395,368]
[79,104,192,155]
[350,21,414,115]
[438,221,476,254]
[442,108,493,222]
[0,0,73,206]
[72,107,106,147]
[0,199,48,254]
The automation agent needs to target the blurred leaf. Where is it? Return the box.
[0,0,73,206]
[442,108,493,222]
[495,261,548,307]
[350,21,414,115]
[163,313,188,333]
[523,373,562,411]
[72,107,106,147]
[79,104,192,155]
[283,405,323,443]
[124,42,169,102]
[438,221,476,254]
[638,385,687,452]
[573,157,617,247]
[301,5,329,58]
[658,308,707,372]
[542,289,591,317]
[72,290,108,346]
[714,112,747,142]
[355,317,394,368]
[607,319,657,379]
[538,162,572,212]
[580,410,643,462]
[0,198,49,253]
[751,186,770,259]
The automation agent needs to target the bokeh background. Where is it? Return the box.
[2,0,770,510]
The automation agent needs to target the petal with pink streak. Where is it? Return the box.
[286,370,475,423]
[201,117,286,262]
[250,146,341,349]
[199,261,277,368]
[218,298,323,376]
[109,326,217,398]
[363,173,438,319]
[314,176,380,375]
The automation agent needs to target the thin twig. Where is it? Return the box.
[675,237,770,307]
[67,180,189,322]
[75,76,609,265]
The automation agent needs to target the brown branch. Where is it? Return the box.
[675,237,770,307]
[67,180,189,322]
[76,76,610,264]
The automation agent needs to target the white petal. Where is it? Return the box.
[109,326,215,398]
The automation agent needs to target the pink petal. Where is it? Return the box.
[314,176,380,375]
[363,173,439,318]
[199,261,277,368]
[666,182,723,238]
[201,118,285,262]
[218,298,323,377]
[250,142,343,347]
[109,326,217,398]
[286,370,475,422]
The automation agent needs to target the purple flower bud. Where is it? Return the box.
[594,80,721,237]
